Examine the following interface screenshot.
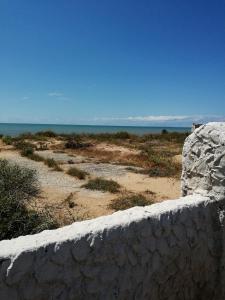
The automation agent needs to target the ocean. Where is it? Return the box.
[0,123,191,136]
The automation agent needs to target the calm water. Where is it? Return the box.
[0,123,191,137]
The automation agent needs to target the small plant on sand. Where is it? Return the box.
[83,178,120,193]
[36,130,57,138]
[109,193,154,211]
[0,159,57,240]
[114,131,131,139]
[161,129,168,134]
[44,158,62,171]
[65,138,91,149]
[67,167,88,180]
[64,193,76,208]
[14,141,44,162]
[2,135,13,145]
[145,189,156,196]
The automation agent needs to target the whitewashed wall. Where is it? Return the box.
[0,122,225,300]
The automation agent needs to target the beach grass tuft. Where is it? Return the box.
[83,177,120,193]
[109,193,154,211]
[67,167,88,180]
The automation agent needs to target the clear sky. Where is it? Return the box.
[0,0,224,126]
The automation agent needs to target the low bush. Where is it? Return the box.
[65,139,91,149]
[44,158,62,171]
[0,196,56,240]
[67,167,88,180]
[14,141,35,151]
[161,129,168,134]
[146,164,180,177]
[0,159,40,203]
[36,130,57,138]
[27,153,45,162]
[0,159,57,240]
[114,131,131,139]
[64,193,76,208]
[140,146,181,177]
[83,178,120,193]
[109,194,154,211]
[21,146,34,157]
[2,135,13,145]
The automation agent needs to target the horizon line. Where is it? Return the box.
[0,122,192,129]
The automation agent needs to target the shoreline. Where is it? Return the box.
[0,123,191,137]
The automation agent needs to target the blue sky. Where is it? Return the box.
[0,0,224,126]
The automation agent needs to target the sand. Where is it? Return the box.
[0,142,181,226]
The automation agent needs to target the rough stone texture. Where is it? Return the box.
[182,122,225,200]
[0,195,225,300]
[1,122,225,300]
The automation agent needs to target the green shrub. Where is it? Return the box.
[0,196,56,240]
[21,147,34,157]
[0,159,57,240]
[44,158,62,171]
[114,131,131,139]
[2,135,13,145]
[0,159,39,202]
[65,139,91,149]
[109,194,154,211]
[36,130,57,138]
[14,140,33,149]
[83,178,120,193]
[67,167,88,180]
[161,129,168,134]
[14,141,45,163]
[27,153,45,162]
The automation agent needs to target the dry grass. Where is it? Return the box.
[67,167,88,180]
[83,178,120,193]
[109,193,155,211]
[64,193,76,208]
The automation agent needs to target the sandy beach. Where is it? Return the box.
[0,134,182,226]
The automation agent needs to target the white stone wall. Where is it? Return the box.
[1,122,225,300]
[182,122,225,200]
[0,195,225,300]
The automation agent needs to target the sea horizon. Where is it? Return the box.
[0,122,191,136]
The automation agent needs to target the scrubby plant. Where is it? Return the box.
[64,193,76,208]
[0,159,57,240]
[0,196,56,240]
[140,146,181,177]
[28,153,45,162]
[161,129,168,134]
[36,130,57,138]
[83,178,120,193]
[44,158,62,171]
[65,138,91,149]
[2,135,13,145]
[67,167,88,180]
[14,141,44,162]
[0,159,39,202]
[109,193,154,211]
[114,131,131,139]
[21,146,34,157]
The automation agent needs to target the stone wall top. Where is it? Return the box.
[0,195,208,258]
